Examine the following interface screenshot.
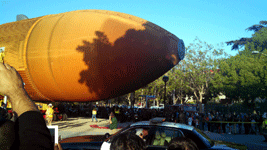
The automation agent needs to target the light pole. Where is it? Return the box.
[162,76,169,112]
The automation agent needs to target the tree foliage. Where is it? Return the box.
[226,21,267,50]
[210,22,267,108]
[183,38,227,104]
[212,27,267,105]
[168,64,190,104]
[212,54,267,109]
[243,27,267,55]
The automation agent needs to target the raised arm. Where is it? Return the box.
[0,63,39,116]
[0,63,53,149]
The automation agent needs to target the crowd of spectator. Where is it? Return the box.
[168,108,264,135]
[188,111,263,135]
[54,103,264,135]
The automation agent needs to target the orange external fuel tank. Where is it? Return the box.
[0,10,185,102]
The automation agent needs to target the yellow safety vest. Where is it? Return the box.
[92,110,97,115]
[46,108,54,118]
[115,110,119,114]
[0,53,5,63]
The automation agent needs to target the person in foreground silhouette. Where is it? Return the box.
[168,137,199,150]
[0,63,53,150]
[110,132,146,150]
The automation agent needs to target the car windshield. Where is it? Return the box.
[109,125,184,145]
[194,128,215,147]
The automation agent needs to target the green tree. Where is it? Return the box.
[241,27,267,57]
[167,61,190,104]
[145,76,165,107]
[226,21,267,50]
[213,54,266,110]
[183,38,226,106]
[240,27,267,101]
[212,56,241,104]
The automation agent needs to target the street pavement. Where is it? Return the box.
[52,117,267,150]
[52,117,132,139]
[204,131,267,150]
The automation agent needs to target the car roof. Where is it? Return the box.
[130,120,194,131]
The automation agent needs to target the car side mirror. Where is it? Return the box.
[105,133,111,139]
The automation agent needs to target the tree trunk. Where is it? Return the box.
[156,93,160,107]
[197,85,205,113]
[127,93,131,106]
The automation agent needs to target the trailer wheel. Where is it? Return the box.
[63,113,68,121]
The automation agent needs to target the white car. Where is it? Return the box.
[59,118,248,150]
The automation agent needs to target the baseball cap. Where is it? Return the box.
[48,103,53,106]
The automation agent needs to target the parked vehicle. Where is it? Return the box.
[59,117,248,150]
[167,104,199,113]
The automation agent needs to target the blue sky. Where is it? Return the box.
[1,0,266,57]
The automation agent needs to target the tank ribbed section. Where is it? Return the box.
[0,17,42,69]
[18,70,49,101]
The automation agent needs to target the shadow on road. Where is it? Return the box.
[64,118,79,121]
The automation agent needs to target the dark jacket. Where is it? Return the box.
[11,111,54,150]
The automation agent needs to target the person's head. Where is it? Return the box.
[48,103,53,108]
[110,133,145,150]
[110,112,115,118]
[135,128,149,139]
[168,137,199,150]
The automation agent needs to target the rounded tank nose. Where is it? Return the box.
[164,34,185,66]
[178,39,185,61]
